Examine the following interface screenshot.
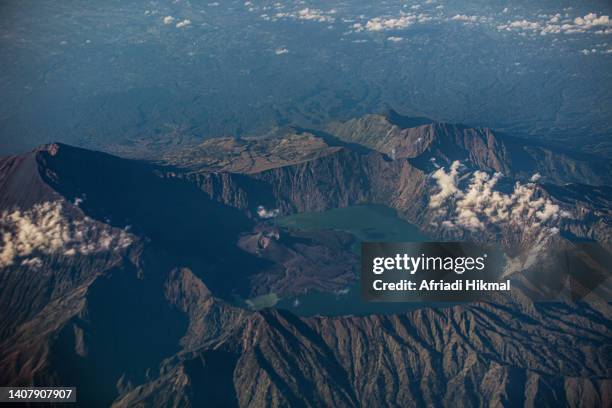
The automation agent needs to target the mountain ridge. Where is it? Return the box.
[0,116,610,406]
[326,113,611,186]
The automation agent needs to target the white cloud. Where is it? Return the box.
[351,11,438,32]
[21,257,43,268]
[508,19,540,30]
[363,15,416,31]
[575,13,610,27]
[497,12,611,36]
[163,16,175,25]
[275,47,289,55]
[429,161,462,209]
[244,1,256,12]
[417,14,433,23]
[579,46,612,55]
[451,14,479,23]
[536,202,562,222]
[540,24,562,35]
[0,201,133,268]
[441,220,455,229]
[297,8,333,23]
[529,173,541,182]
[387,36,403,42]
[257,205,280,219]
[429,162,569,233]
[176,19,191,28]
[273,8,335,23]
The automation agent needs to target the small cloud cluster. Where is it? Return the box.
[580,45,612,55]
[354,12,433,32]
[297,8,334,23]
[0,201,133,268]
[21,257,43,268]
[274,8,335,23]
[387,36,403,42]
[429,161,462,208]
[162,15,191,28]
[257,205,280,219]
[447,14,493,27]
[497,12,611,36]
[575,13,610,28]
[429,162,569,233]
[244,1,256,12]
[275,47,289,55]
[451,14,480,23]
[500,19,540,31]
[176,19,192,28]
[529,173,541,182]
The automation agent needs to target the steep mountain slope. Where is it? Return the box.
[326,111,612,186]
[0,146,137,340]
[165,122,611,304]
[113,269,612,407]
[0,144,360,401]
[168,128,609,255]
[0,145,356,404]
